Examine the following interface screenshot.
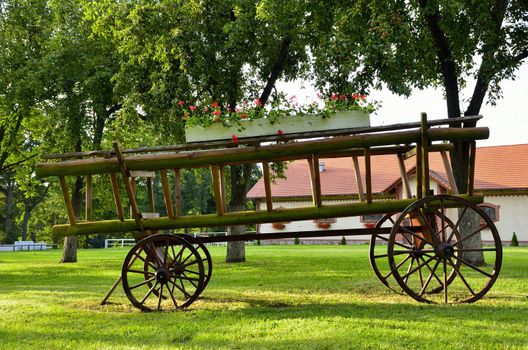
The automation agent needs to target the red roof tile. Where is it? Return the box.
[247,144,528,198]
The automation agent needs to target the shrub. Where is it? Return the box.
[294,237,300,245]
[340,236,347,245]
[511,232,519,246]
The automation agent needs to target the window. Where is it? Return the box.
[479,203,500,222]
[360,213,384,223]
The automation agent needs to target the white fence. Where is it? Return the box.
[104,232,257,248]
[0,241,56,252]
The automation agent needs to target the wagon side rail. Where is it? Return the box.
[36,114,488,238]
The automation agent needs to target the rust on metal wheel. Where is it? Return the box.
[388,195,502,303]
[194,242,213,291]
[122,234,205,311]
[369,212,403,294]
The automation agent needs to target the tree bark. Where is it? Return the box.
[3,176,17,243]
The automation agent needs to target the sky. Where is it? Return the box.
[277,62,527,147]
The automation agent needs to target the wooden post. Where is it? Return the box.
[160,170,174,219]
[352,156,365,202]
[220,165,227,213]
[441,150,459,194]
[308,156,322,208]
[397,153,412,199]
[211,165,224,215]
[416,143,423,199]
[59,176,76,225]
[146,177,155,213]
[468,141,476,196]
[173,169,182,216]
[262,161,273,212]
[364,148,372,204]
[110,173,125,221]
[113,142,144,232]
[85,175,93,221]
[421,113,431,196]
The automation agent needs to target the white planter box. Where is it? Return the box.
[185,110,370,143]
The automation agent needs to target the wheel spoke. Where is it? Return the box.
[167,281,179,308]
[443,259,448,303]
[133,252,157,270]
[440,198,446,243]
[418,258,441,296]
[179,259,200,270]
[447,206,468,243]
[400,225,434,246]
[403,257,415,284]
[157,283,164,311]
[182,272,199,289]
[454,223,489,246]
[140,281,159,304]
[128,269,155,276]
[447,258,476,296]
[163,240,170,268]
[452,255,494,278]
[129,276,156,290]
[417,209,440,245]
[419,256,444,286]
[399,255,436,281]
[169,278,192,299]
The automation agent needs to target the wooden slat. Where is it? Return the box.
[110,173,125,221]
[160,170,174,219]
[364,148,372,204]
[468,141,477,196]
[113,142,144,232]
[351,156,365,202]
[308,156,322,208]
[173,169,182,216]
[220,166,227,213]
[397,153,412,199]
[441,150,459,194]
[85,175,93,221]
[146,177,155,213]
[59,176,76,225]
[416,144,423,199]
[262,162,273,212]
[210,165,224,215]
[129,170,155,178]
[421,113,430,196]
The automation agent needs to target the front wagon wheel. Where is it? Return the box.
[388,195,502,304]
[122,234,205,311]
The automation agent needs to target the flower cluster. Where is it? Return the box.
[180,92,377,129]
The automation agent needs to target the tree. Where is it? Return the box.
[310,0,528,263]
[88,0,312,262]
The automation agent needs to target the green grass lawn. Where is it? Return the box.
[0,245,526,349]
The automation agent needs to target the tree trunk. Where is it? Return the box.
[4,177,17,243]
[225,164,253,263]
[60,175,83,263]
[21,205,31,241]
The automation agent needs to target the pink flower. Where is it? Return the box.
[178,100,185,106]
[352,93,360,100]
[232,134,239,144]
[361,94,367,100]
[213,110,221,116]
[277,129,284,135]
[330,93,338,100]
[212,101,219,108]
[189,105,197,111]
[255,98,262,106]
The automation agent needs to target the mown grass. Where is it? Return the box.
[0,245,526,349]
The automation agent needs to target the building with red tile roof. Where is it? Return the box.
[248,144,528,243]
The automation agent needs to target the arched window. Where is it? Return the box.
[479,203,500,222]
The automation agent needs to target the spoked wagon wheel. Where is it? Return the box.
[369,212,403,294]
[388,195,502,303]
[122,234,205,311]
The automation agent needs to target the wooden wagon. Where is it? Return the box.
[35,113,502,310]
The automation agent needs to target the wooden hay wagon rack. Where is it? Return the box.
[36,114,502,310]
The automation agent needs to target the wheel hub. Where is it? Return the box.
[155,269,170,283]
[437,243,455,259]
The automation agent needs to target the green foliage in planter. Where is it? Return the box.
[340,236,347,245]
[511,232,519,247]
[294,237,300,245]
